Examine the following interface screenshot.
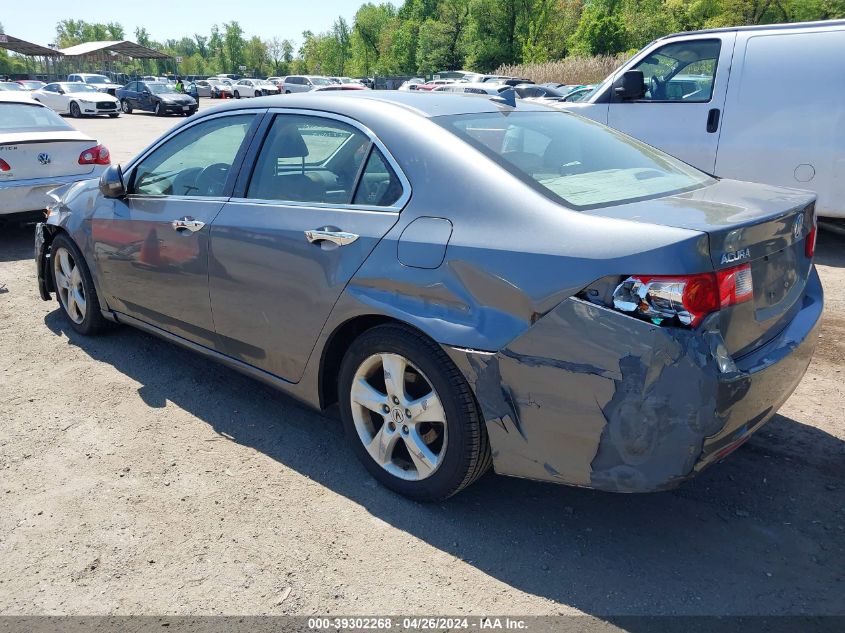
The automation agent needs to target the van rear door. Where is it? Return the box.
[605,32,736,173]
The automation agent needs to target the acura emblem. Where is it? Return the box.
[792,214,804,240]
[37,153,51,165]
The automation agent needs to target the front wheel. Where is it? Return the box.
[338,324,491,501]
[69,101,82,118]
[51,234,110,336]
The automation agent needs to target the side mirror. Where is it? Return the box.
[57,88,65,95]
[613,70,645,101]
[99,164,126,198]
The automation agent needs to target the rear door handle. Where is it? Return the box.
[706,108,720,133]
[305,229,359,246]
[171,217,205,233]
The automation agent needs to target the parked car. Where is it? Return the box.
[560,85,595,102]
[67,73,122,96]
[513,83,573,103]
[267,76,285,90]
[415,79,456,91]
[195,79,233,98]
[116,81,197,117]
[433,82,511,95]
[0,82,27,92]
[282,75,334,93]
[33,82,120,118]
[232,78,281,98]
[557,19,845,219]
[398,78,426,91]
[15,80,46,91]
[312,83,369,91]
[34,92,821,500]
[0,93,109,222]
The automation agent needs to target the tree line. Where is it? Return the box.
[2,0,844,78]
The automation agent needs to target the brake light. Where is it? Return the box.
[612,263,753,327]
[0,158,9,172]
[78,144,110,165]
[805,226,817,259]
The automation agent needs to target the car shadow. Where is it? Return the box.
[816,228,845,268]
[0,223,37,263]
[44,311,845,617]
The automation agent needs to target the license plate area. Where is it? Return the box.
[751,245,799,316]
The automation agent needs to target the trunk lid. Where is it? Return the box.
[0,131,98,181]
[583,179,817,356]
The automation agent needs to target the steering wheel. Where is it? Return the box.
[649,75,665,100]
[194,163,231,197]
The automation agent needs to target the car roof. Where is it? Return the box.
[201,90,553,119]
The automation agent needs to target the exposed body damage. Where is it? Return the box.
[446,268,822,492]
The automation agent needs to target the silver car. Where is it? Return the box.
[35,92,822,500]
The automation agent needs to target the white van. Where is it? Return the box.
[559,20,845,219]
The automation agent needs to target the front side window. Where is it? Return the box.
[132,114,255,197]
[247,114,371,204]
[632,39,720,102]
[438,111,712,210]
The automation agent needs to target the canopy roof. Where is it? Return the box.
[59,40,170,59]
[0,34,62,57]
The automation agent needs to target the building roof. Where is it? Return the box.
[0,34,62,57]
[59,40,170,59]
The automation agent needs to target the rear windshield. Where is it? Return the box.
[436,110,712,209]
[0,103,74,132]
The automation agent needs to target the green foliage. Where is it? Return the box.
[31,1,845,81]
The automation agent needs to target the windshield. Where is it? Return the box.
[437,111,712,210]
[147,83,176,94]
[0,83,24,91]
[85,75,110,84]
[0,102,74,132]
[309,77,332,86]
[63,83,101,93]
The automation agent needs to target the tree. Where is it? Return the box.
[569,2,628,55]
[332,17,352,74]
[223,21,245,73]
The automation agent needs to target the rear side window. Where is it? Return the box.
[353,148,403,207]
[247,114,370,204]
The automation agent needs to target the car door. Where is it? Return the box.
[606,34,735,173]
[137,83,154,111]
[92,111,261,347]
[208,111,408,382]
[37,84,60,110]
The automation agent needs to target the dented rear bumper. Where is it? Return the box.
[446,267,823,493]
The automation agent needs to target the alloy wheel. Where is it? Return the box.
[350,353,448,481]
[53,246,87,324]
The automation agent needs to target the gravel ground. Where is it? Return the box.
[0,108,843,618]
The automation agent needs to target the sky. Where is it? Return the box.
[3,0,366,48]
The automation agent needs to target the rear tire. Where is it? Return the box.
[121,99,132,114]
[338,324,492,501]
[69,102,81,118]
[154,102,164,116]
[51,233,110,336]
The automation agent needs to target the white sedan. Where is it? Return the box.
[32,82,120,118]
[0,94,110,221]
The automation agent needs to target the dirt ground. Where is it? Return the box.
[0,108,843,619]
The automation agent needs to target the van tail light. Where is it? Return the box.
[0,158,10,172]
[612,264,753,327]
[78,144,110,165]
[805,226,817,259]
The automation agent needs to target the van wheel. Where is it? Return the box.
[338,324,492,501]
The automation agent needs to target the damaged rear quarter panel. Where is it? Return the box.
[448,298,725,492]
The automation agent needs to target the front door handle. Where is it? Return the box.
[305,229,359,246]
[706,108,721,133]
[171,217,205,233]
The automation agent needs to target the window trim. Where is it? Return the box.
[124,110,264,201]
[231,108,411,213]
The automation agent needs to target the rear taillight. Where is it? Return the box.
[78,144,110,165]
[0,158,9,172]
[612,263,753,327]
[805,226,817,259]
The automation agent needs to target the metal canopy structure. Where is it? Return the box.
[0,34,63,57]
[59,40,170,60]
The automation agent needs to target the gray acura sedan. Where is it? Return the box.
[35,92,822,500]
